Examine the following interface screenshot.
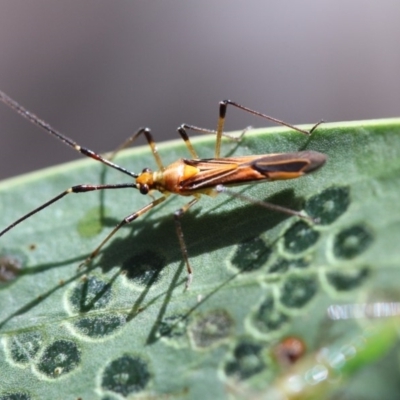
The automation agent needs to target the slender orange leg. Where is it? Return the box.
[173,196,199,289]
[177,124,250,159]
[108,127,165,171]
[79,196,167,268]
[215,100,324,158]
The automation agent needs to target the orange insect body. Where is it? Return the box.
[136,150,326,197]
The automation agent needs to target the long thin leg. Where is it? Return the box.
[173,196,199,289]
[0,90,137,179]
[109,118,249,166]
[176,125,200,158]
[216,185,315,223]
[0,183,136,237]
[215,100,324,158]
[79,196,167,268]
[177,124,250,159]
[107,127,165,171]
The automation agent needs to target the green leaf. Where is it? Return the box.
[1,119,400,399]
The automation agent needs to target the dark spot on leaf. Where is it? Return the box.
[268,256,310,274]
[252,294,289,333]
[101,355,151,396]
[189,309,234,349]
[231,236,272,272]
[305,186,350,225]
[37,340,81,378]
[326,267,370,291]
[8,331,44,364]
[73,314,126,338]
[283,221,320,254]
[0,394,31,400]
[0,249,26,283]
[333,224,374,259]
[157,314,188,340]
[224,340,267,380]
[68,276,112,312]
[123,250,165,286]
[280,275,318,308]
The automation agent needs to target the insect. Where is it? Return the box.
[0,90,326,288]
[273,336,307,367]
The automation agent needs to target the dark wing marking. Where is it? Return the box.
[181,151,326,191]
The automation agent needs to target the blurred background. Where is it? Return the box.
[1,1,400,179]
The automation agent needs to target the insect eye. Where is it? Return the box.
[142,167,151,173]
[139,184,149,195]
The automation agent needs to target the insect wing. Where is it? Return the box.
[181,151,326,191]
[252,150,326,180]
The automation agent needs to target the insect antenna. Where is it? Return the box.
[0,90,138,179]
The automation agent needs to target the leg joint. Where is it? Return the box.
[174,209,184,219]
